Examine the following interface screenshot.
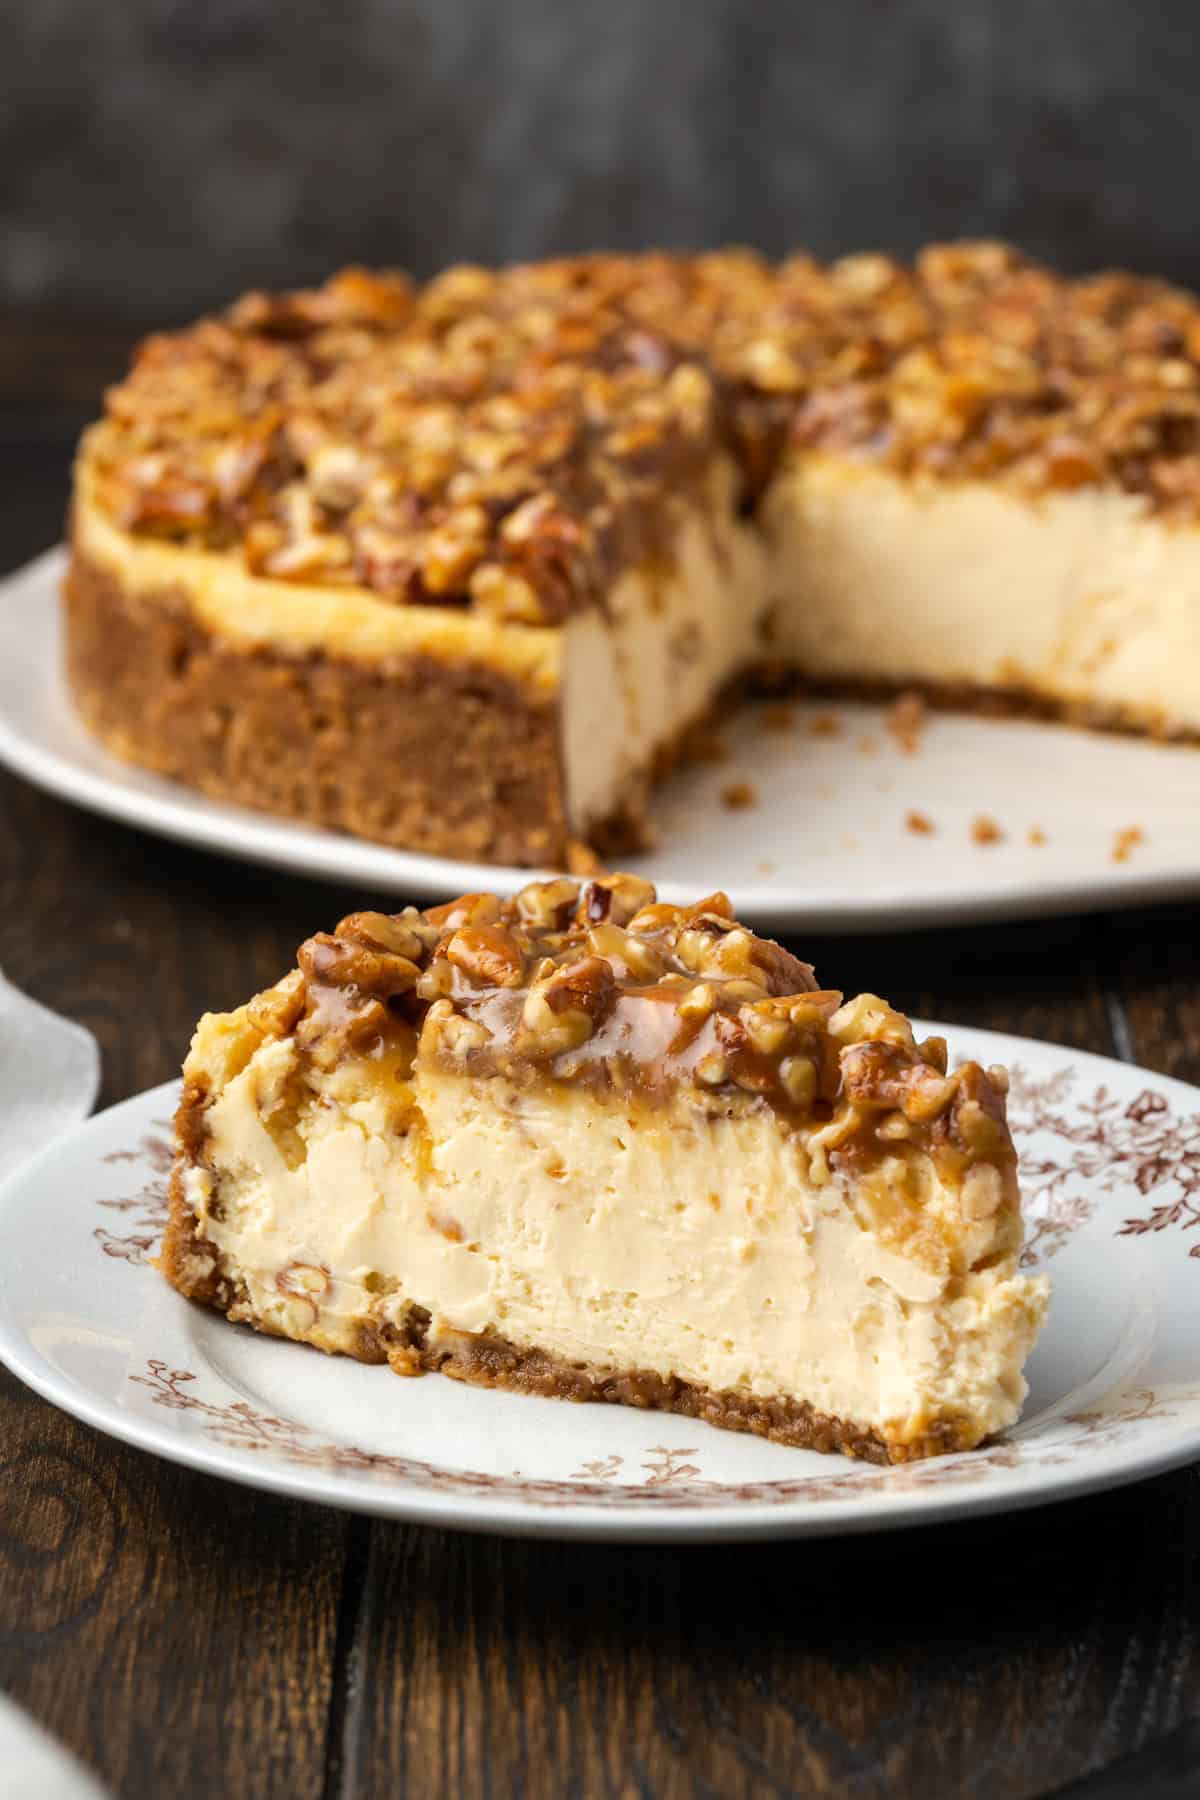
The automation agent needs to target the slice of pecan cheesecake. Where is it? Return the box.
[162,874,1048,1463]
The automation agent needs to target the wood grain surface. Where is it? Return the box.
[1,419,1197,1800]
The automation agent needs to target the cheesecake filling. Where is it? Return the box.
[561,461,768,834]
[766,455,1200,734]
[187,1037,1046,1451]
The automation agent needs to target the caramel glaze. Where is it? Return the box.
[458,982,843,1114]
[94,245,1200,632]
[283,874,1017,1198]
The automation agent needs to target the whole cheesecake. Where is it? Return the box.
[66,245,1200,865]
[162,874,1049,1462]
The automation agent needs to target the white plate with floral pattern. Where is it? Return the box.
[1,1025,1199,1540]
[4,548,1200,931]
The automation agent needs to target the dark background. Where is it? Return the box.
[6,0,1200,443]
[4,0,1200,333]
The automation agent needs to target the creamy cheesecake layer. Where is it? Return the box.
[184,1040,1045,1452]
[766,456,1200,735]
[562,462,768,834]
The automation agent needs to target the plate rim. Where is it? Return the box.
[3,546,1200,933]
[0,1025,1197,1541]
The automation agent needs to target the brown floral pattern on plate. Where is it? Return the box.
[1007,1067,1200,1262]
[126,1359,1200,1508]
[93,1070,1200,1510]
[95,1126,173,1264]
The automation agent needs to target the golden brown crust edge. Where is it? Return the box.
[423,1329,980,1464]
[159,1081,223,1307]
[781,669,1200,745]
[63,546,570,866]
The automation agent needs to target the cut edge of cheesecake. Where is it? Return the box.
[161,874,1049,1464]
[67,437,1200,871]
[67,452,763,865]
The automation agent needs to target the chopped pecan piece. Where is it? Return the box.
[521,955,615,1057]
[298,932,420,999]
[445,924,527,989]
[426,892,502,932]
[337,911,428,963]
[577,874,657,928]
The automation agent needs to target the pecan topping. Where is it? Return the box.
[521,955,616,1058]
[92,240,1200,631]
[515,878,579,931]
[576,874,657,927]
[283,876,1016,1218]
[337,911,427,961]
[444,924,526,989]
[298,932,420,999]
[425,892,502,931]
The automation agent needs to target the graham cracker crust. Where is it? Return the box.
[159,1088,224,1309]
[782,671,1197,744]
[63,549,569,867]
[420,1328,964,1464]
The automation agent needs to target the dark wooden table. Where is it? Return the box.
[2,387,1199,1799]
